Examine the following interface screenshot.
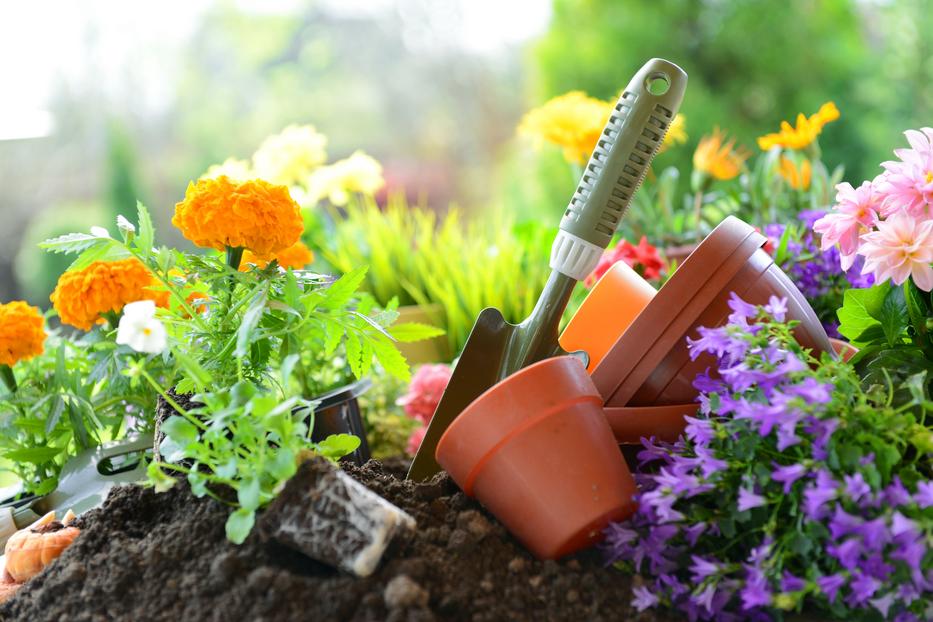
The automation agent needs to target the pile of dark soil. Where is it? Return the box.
[0,458,676,622]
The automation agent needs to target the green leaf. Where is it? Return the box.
[266,448,297,481]
[136,201,155,256]
[388,322,446,343]
[837,284,889,345]
[345,332,363,378]
[172,350,213,391]
[162,415,199,446]
[237,476,261,511]
[879,285,909,347]
[322,266,368,310]
[44,395,66,435]
[3,446,64,463]
[39,232,103,254]
[69,239,130,271]
[225,508,256,545]
[147,462,177,493]
[371,336,411,381]
[236,288,268,358]
[316,433,361,461]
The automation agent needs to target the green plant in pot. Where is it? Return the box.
[40,176,437,542]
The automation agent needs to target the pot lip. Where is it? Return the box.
[592,216,764,402]
[312,377,373,409]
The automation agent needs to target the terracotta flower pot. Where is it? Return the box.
[829,337,858,362]
[435,356,637,559]
[592,217,832,425]
[559,261,657,372]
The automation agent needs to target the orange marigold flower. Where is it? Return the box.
[757,102,840,151]
[172,176,303,259]
[50,259,166,331]
[241,241,315,271]
[778,157,812,190]
[0,301,46,366]
[693,129,749,181]
[186,291,210,315]
[518,91,614,165]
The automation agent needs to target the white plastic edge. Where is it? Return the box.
[550,229,604,280]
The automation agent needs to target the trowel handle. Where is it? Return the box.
[550,58,687,280]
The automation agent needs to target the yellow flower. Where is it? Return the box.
[241,241,315,271]
[518,91,613,165]
[306,151,385,206]
[757,102,840,151]
[659,114,687,152]
[201,157,252,182]
[252,125,328,187]
[172,176,303,259]
[778,157,812,190]
[0,301,46,366]
[50,259,167,331]
[693,129,749,181]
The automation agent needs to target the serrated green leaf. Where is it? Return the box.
[388,322,445,343]
[39,232,103,254]
[322,266,368,310]
[136,201,154,255]
[3,445,64,463]
[346,331,363,378]
[370,335,411,381]
[69,239,130,271]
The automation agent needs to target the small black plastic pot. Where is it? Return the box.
[309,378,372,466]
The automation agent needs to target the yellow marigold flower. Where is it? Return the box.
[778,157,812,190]
[201,157,252,182]
[693,129,749,181]
[241,241,315,271]
[172,176,303,259]
[659,114,687,153]
[50,259,167,331]
[518,91,614,165]
[757,102,840,151]
[0,301,46,366]
[306,151,385,206]
[252,125,328,187]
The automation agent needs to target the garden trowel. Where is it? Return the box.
[408,58,688,480]
[0,435,151,547]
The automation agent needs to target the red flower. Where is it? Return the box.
[585,236,666,286]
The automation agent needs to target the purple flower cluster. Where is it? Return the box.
[603,294,932,621]
[765,210,873,338]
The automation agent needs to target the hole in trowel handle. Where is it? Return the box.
[646,72,671,95]
[97,448,151,476]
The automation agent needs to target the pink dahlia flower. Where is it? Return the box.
[406,425,427,456]
[877,127,933,217]
[859,211,933,291]
[396,363,452,424]
[813,181,879,269]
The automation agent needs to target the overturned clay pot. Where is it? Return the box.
[436,356,637,560]
[258,456,415,578]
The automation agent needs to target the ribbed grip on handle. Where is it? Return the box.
[551,58,687,279]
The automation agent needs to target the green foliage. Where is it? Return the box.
[358,372,418,460]
[313,196,553,357]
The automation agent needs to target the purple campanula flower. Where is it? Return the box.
[738,487,767,512]
[828,537,863,570]
[631,585,659,612]
[694,445,728,479]
[776,418,802,451]
[828,505,863,540]
[740,565,773,610]
[683,522,707,547]
[817,573,846,602]
[915,481,933,508]
[689,555,722,582]
[891,512,918,538]
[803,470,838,520]
[771,463,807,494]
[684,415,715,446]
[869,593,895,618]
[780,570,806,592]
[784,376,832,403]
[855,517,890,552]
[692,583,717,614]
[843,472,871,503]
[846,573,880,605]
[885,477,912,506]
[764,295,788,321]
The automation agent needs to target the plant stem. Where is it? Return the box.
[692,189,704,237]
[0,365,17,393]
[138,367,207,431]
[227,246,244,272]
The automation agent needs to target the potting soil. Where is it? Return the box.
[0,458,675,622]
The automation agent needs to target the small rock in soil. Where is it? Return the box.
[383,575,429,610]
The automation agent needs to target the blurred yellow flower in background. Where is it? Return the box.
[252,124,328,186]
[659,114,687,152]
[242,240,315,271]
[518,91,613,165]
[173,176,303,258]
[306,151,385,206]
[757,102,840,151]
[0,301,46,366]
[778,157,812,190]
[693,129,749,181]
[201,157,252,181]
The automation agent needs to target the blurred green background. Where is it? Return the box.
[1,0,930,306]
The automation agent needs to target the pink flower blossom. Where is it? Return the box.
[406,425,427,456]
[813,181,879,269]
[396,363,452,424]
[877,127,933,217]
[859,211,933,291]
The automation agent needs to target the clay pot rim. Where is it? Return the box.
[592,216,764,405]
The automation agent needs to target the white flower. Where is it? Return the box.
[116,215,136,235]
[116,300,167,354]
[90,226,111,238]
